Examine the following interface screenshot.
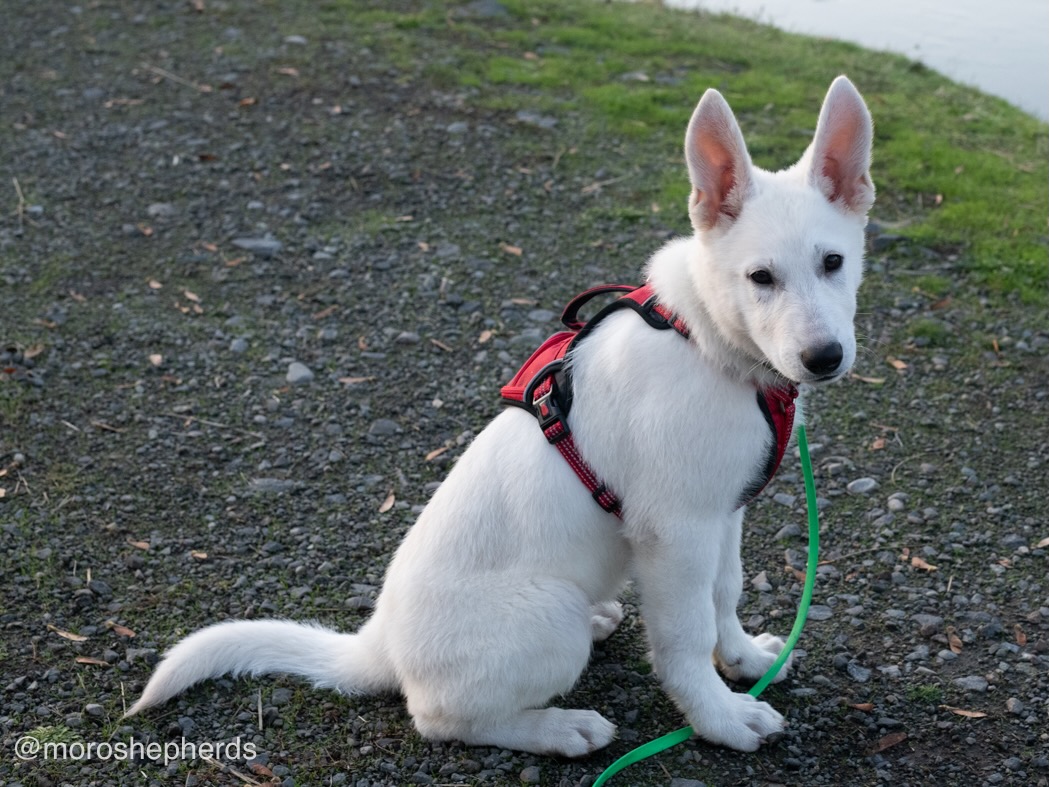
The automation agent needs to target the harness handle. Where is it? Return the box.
[561,284,638,330]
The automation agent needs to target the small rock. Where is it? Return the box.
[368,419,401,437]
[515,110,557,129]
[446,121,469,134]
[84,703,105,718]
[912,613,944,636]
[774,522,801,539]
[807,605,833,621]
[232,236,283,258]
[248,478,302,495]
[286,362,314,385]
[146,202,177,218]
[871,233,904,252]
[453,0,509,18]
[87,579,113,599]
[1005,697,1024,715]
[953,675,989,692]
[847,477,879,495]
[230,337,249,354]
[519,765,541,784]
[125,648,158,666]
[751,570,772,592]
[773,492,796,507]
[284,34,308,45]
[527,309,556,323]
[395,331,420,344]
[846,661,871,683]
[271,688,294,706]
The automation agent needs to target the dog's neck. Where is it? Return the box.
[646,237,791,391]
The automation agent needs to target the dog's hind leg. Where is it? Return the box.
[394,576,616,756]
[589,600,624,642]
[414,707,616,758]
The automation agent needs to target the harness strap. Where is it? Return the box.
[501,283,795,519]
[532,374,624,517]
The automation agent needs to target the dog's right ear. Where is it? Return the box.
[684,89,754,232]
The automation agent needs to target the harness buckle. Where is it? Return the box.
[533,385,570,444]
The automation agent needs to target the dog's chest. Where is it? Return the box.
[569,321,785,516]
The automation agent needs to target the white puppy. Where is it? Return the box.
[127,76,874,758]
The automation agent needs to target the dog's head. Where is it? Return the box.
[683,76,874,386]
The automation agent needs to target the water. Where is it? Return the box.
[665,0,1049,121]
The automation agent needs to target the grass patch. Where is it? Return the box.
[908,318,952,347]
[906,684,944,704]
[309,0,1047,303]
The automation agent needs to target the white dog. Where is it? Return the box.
[127,76,874,758]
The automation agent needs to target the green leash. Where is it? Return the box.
[592,423,820,786]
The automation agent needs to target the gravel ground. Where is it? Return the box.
[1,2,1047,786]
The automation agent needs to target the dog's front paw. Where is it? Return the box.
[691,692,784,752]
[715,632,793,684]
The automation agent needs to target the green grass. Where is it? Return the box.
[310,0,1047,303]
[906,684,944,704]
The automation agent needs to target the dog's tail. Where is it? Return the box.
[124,619,393,716]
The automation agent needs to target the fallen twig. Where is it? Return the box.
[142,63,212,93]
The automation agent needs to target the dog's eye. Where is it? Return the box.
[823,253,844,273]
[749,269,774,286]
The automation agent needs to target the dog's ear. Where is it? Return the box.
[684,89,754,232]
[807,76,875,215]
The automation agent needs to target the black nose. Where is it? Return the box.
[800,341,843,376]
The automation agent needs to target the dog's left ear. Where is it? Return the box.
[806,76,875,215]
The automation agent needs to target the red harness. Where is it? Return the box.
[500,284,798,518]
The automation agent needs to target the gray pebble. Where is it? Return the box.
[1005,697,1024,714]
[146,202,177,218]
[271,687,294,706]
[519,765,541,784]
[847,661,871,683]
[248,478,302,495]
[87,579,113,598]
[233,236,283,257]
[286,361,314,384]
[446,121,469,134]
[515,110,557,129]
[527,309,556,323]
[368,419,401,436]
[912,614,944,636]
[953,675,989,692]
[230,337,249,354]
[846,477,879,495]
[774,522,801,539]
[773,492,796,507]
[807,605,833,621]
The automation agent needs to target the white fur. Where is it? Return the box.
[127,77,874,758]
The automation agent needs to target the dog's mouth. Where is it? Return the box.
[797,368,850,386]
